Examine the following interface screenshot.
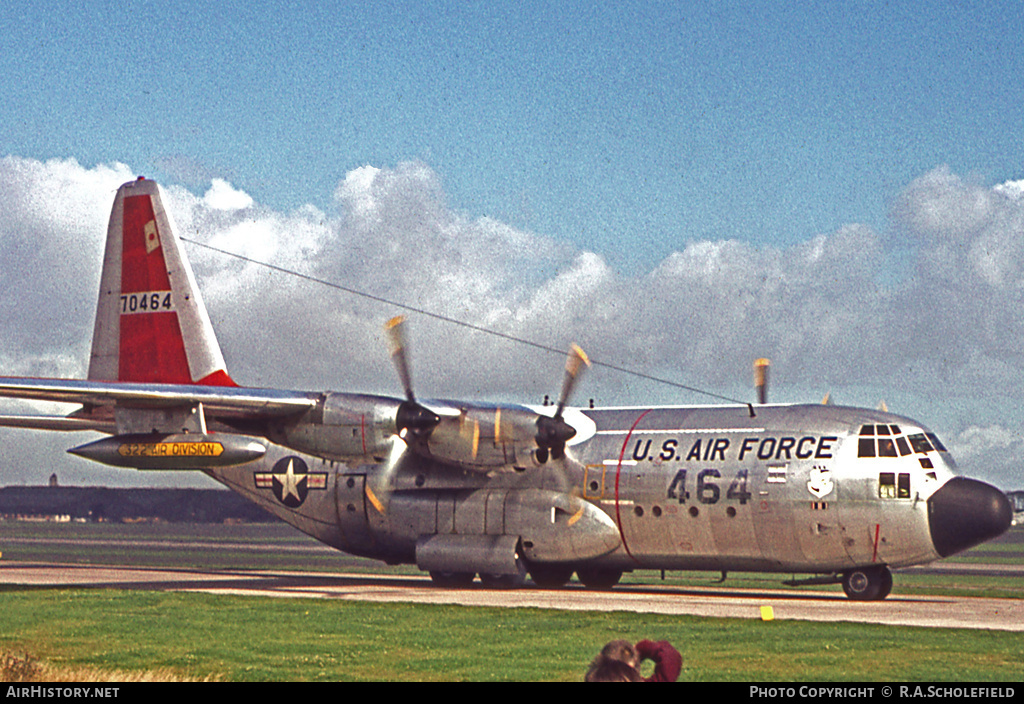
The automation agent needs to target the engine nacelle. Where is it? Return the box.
[271,392,401,461]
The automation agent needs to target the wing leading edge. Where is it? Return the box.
[0,377,319,432]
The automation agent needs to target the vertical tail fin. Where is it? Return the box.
[88,177,236,386]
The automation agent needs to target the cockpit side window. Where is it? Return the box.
[898,472,911,498]
[879,472,896,498]
[879,471,911,499]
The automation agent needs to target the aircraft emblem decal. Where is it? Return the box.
[806,466,834,500]
[143,219,160,254]
[255,456,327,507]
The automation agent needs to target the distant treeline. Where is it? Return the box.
[0,486,277,523]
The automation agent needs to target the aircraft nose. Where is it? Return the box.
[927,477,1012,558]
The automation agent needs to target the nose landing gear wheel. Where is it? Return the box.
[841,566,893,601]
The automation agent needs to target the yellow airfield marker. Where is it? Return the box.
[760,605,775,621]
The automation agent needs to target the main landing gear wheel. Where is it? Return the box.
[576,567,622,591]
[429,571,476,588]
[479,572,526,589]
[841,566,893,601]
[528,564,574,589]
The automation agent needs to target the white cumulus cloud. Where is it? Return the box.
[202,178,255,211]
[1,156,1023,489]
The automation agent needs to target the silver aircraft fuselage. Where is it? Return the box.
[197,398,1009,587]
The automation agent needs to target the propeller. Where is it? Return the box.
[384,316,590,468]
[367,316,443,517]
[534,344,590,463]
[385,316,440,440]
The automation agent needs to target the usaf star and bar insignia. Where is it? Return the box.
[255,456,327,507]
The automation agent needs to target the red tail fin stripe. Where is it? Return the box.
[118,313,192,384]
[121,194,171,293]
[115,192,194,384]
[198,369,239,387]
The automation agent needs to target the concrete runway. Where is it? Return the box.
[3,561,1022,632]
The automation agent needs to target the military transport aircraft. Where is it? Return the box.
[0,178,1013,600]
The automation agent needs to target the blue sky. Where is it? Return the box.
[5,2,1022,266]
[2,2,1024,488]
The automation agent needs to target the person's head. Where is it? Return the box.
[585,658,644,682]
[599,639,639,669]
[585,640,643,682]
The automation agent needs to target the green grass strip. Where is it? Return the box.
[1,589,1022,682]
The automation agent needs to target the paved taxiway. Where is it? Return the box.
[2,562,1022,632]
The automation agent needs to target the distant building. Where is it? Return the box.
[0,486,277,523]
[1007,490,1024,527]
[49,473,59,487]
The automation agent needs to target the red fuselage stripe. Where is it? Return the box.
[615,408,652,563]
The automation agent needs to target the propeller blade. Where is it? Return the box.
[385,316,415,402]
[385,316,439,438]
[537,344,590,462]
[471,418,480,460]
[556,344,590,416]
[754,358,770,405]
[365,434,413,516]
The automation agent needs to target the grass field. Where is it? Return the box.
[2,590,1023,682]
[1,521,1023,681]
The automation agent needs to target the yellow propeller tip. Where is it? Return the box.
[570,343,591,367]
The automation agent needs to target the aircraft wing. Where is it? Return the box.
[0,377,320,431]
[0,414,114,432]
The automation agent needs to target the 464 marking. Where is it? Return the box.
[667,468,752,505]
[120,291,173,314]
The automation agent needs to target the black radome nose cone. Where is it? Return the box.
[928,477,1013,558]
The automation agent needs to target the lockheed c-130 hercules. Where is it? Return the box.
[0,177,1012,600]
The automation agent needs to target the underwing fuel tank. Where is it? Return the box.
[69,433,266,470]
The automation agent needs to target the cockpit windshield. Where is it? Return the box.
[858,424,949,459]
[908,433,933,454]
[926,433,947,452]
